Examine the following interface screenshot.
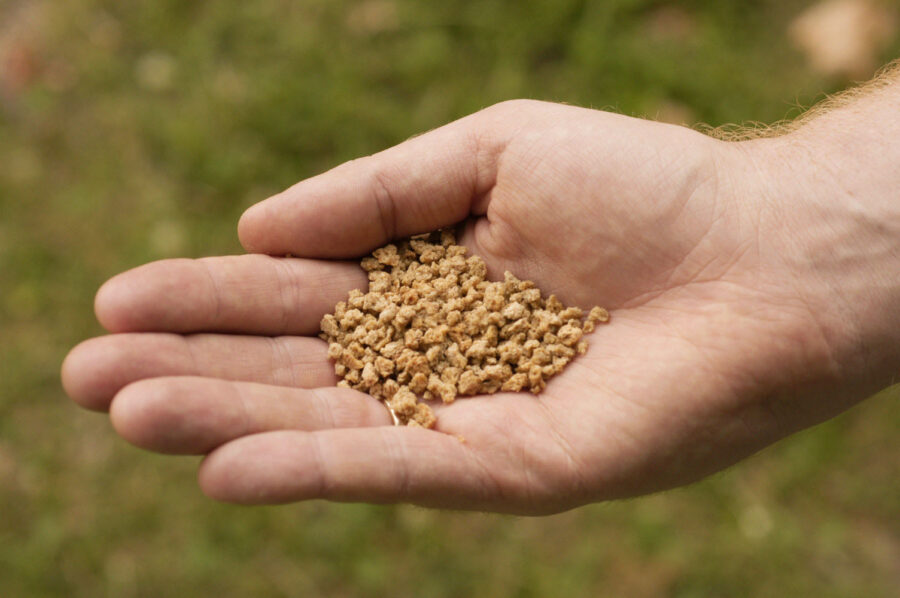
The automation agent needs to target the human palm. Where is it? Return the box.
[63,101,841,513]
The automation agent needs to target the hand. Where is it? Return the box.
[61,99,895,514]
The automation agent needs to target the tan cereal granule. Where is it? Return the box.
[319,230,609,427]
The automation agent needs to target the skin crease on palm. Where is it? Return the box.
[62,71,900,514]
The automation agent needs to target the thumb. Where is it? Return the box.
[238,109,505,258]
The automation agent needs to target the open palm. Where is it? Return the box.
[63,100,845,514]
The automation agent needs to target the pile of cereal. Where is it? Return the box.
[319,230,609,427]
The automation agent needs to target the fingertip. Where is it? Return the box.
[94,275,130,332]
[198,432,315,504]
[94,265,164,333]
[60,347,81,406]
[110,379,210,454]
[112,377,249,455]
[197,450,231,502]
[198,466,238,504]
[95,259,212,333]
[237,201,270,254]
[238,194,307,257]
[61,338,115,412]
[197,438,264,504]
[109,380,159,449]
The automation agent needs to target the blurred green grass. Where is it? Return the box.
[1,1,899,596]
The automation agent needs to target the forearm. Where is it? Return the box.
[744,63,900,403]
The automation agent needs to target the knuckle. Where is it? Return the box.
[369,163,398,240]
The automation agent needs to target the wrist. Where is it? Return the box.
[735,120,900,402]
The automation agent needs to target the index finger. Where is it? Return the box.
[237,110,504,258]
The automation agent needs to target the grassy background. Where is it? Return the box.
[2,0,899,596]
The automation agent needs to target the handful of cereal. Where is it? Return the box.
[320,230,608,427]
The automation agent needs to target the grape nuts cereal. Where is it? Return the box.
[319,230,609,427]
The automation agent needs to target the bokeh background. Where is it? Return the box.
[2,1,899,596]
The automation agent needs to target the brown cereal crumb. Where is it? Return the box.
[588,306,610,323]
[319,230,609,427]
